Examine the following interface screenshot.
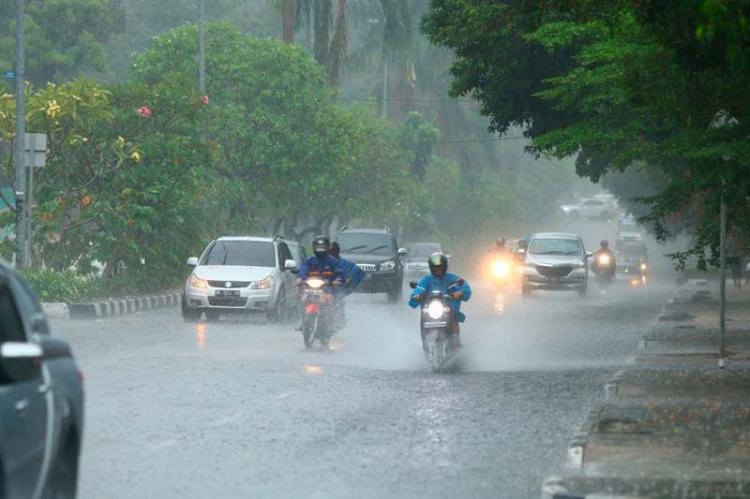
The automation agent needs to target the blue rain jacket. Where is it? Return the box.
[338,258,364,294]
[408,273,472,322]
[298,255,345,284]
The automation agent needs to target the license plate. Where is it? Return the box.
[216,290,240,297]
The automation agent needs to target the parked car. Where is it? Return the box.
[521,232,590,297]
[182,236,299,322]
[404,242,443,278]
[0,262,83,499]
[335,228,407,303]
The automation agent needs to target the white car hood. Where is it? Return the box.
[194,265,274,282]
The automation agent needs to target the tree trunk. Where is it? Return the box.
[314,0,332,65]
[326,0,347,86]
[282,0,295,43]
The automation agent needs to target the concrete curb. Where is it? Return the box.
[65,292,181,320]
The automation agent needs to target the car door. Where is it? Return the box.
[277,242,296,299]
[0,276,48,498]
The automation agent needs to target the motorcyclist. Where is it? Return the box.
[490,238,509,256]
[298,236,345,283]
[592,239,616,278]
[408,252,472,351]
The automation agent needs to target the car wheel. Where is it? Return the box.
[267,287,286,323]
[181,294,201,323]
[47,427,79,499]
[205,310,220,322]
[387,285,402,304]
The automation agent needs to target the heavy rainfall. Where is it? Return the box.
[0,1,748,498]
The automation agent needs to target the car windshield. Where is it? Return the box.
[407,243,441,259]
[529,238,582,256]
[337,233,394,255]
[618,242,647,256]
[200,240,276,267]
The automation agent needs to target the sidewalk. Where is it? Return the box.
[542,280,750,498]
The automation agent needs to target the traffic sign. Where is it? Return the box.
[3,71,15,79]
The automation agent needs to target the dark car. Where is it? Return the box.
[615,238,649,284]
[0,263,83,498]
[335,229,407,303]
[404,242,443,279]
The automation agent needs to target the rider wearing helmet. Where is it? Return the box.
[491,237,509,256]
[409,252,472,351]
[592,239,616,276]
[298,236,344,284]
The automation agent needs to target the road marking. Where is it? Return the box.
[149,439,179,452]
[275,391,298,400]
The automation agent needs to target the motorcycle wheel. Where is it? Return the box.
[303,314,318,349]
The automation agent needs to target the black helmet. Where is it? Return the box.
[330,242,341,258]
[312,235,330,258]
[600,239,609,249]
[428,252,448,275]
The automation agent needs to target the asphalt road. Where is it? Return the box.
[49,221,677,499]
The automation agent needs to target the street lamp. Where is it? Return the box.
[14,0,26,268]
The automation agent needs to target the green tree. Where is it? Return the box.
[0,0,125,86]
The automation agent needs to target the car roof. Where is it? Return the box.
[531,232,582,240]
[215,236,275,243]
[338,228,392,235]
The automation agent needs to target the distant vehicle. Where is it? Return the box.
[0,262,84,499]
[404,242,443,278]
[592,193,618,212]
[616,238,649,286]
[521,232,589,297]
[182,236,299,322]
[335,228,407,303]
[560,198,613,220]
[617,214,642,239]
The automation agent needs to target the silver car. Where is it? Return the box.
[404,242,443,279]
[521,232,589,297]
[182,236,299,322]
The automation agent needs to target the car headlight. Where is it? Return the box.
[640,262,648,271]
[251,277,273,289]
[189,275,208,289]
[426,300,447,320]
[380,260,396,271]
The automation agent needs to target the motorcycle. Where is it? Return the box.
[592,252,616,286]
[299,277,337,350]
[409,279,464,372]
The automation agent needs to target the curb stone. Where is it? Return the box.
[64,291,182,320]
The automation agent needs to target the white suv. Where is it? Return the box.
[181,236,300,322]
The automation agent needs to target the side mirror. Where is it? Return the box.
[186,257,199,267]
[284,259,298,271]
[1,342,43,382]
[397,248,408,256]
[409,280,418,289]
[517,248,526,255]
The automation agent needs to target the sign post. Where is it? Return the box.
[22,133,46,267]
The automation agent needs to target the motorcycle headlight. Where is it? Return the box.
[491,260,511,278]
[189,275,208,289]
[640,262,648,271]
[380,259,396,271]
[251,277,273,289]
[305,278,325,289]
[426,300,447,320]
[597,254,611,266]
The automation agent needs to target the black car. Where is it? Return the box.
[0,263,84,498]
[335,228,407,303]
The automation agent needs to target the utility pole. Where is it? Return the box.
[14,0,26,269]
[382,53,388,119]
[719,178,727,369]
[198,0,206,94]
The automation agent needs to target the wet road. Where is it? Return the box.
[52,275,674,498]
